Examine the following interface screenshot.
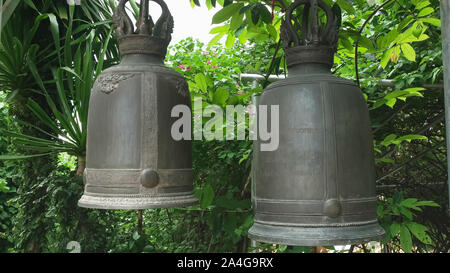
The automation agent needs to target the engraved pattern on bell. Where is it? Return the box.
[95,73,135,94]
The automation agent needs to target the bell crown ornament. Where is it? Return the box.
[280,0,340,68]
[113,0,173,58]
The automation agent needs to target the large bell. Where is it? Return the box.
[78,0,197,209]
[248,0,385,246]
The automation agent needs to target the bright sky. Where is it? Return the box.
[146,0,220,45]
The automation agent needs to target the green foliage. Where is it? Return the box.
[0,2,118,160]
[377,192,439,253]
[198,0,442,106]
[0,0,447,253]
[165,38,258,252]
[371,88,426,110]
[0,93,18,252]
[191,0,447,253]
[57,153,77,171]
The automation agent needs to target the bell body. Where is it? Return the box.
[249,64,385,245]
[78,54,197,209]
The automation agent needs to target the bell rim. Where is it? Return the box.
[77,193,198,210]
[248,221,386,246]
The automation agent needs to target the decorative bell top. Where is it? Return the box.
[280,0,341,68]
[113,0,174,58]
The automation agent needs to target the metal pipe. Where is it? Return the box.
[440,0,450,215]
[240,73,285,83]
[240,73,444,90]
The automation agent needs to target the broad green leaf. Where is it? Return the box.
[195,73,208,92]
[213,88,229,105]
[336,0,355,14]
[403,87,426,93]
[415,1,431,10]
[421,18,441,27]
[390,222,401,236]
[210,25,230,34]
[401,198,419,207]
[401,33,429,43]
[225,33,235,49]
[205,75,214,88]
[212,3,244,24]
[415,201,440,207]
[385,90,409,101]
[401,43,416,62]
[209,32,226,46]
[230,12,244,32]
[378,29,398,49]
[413,23,424,38]
[266,24,278,40]
[239,4,254,15]
[199,184,215,208]
[418,7,434,17]
[382,134,397,146]
[340,37,353,52]
[358,36,375,51]
[396,22,428,43]
[396,134,427,142]
[386,98,397,108]
[400,224,413,253]
[399,206,413,220]
[406,222,432,245]
[238,28,248,44]
[257,4,272,24]
[251,4,261,25]
[397,16,414,31]
[381,48,394,69]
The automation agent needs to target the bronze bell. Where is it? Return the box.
[78,0,197,209]
[248,0,385,245]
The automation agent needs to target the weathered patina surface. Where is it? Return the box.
[249,0,385,246]
[78,0,197,209]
